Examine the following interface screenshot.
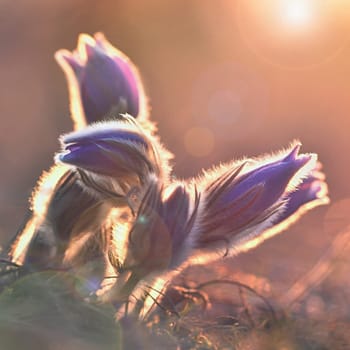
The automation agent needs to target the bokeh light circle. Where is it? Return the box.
[184,126,215,157]
[191,63,268,141]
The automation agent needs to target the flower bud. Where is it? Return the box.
[230,164,330,253]
[274,165,329,226]
[56,116,171,199]
[194,143,320,256]
[102,180,199,312]
[55,33,149,129]
[7,166,111,273]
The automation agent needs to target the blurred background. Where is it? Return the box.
[0,0,350,315]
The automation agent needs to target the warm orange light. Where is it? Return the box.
[184,126,215,157]
[9,164,71,265]
[281,0,314,29]
[236,0,350,68]
[9,218,37,265]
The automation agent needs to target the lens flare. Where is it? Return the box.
[236,0,350,68]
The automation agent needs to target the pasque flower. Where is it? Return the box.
[55,33,149,128]
[8,167,112,271]
[92,143,328,317]
[6,33,329,320]
[7,34,161,274]
[192,143,328,257]
[98,179,200,316]
[56,115,172,200]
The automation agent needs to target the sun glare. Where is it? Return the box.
[236,0,350,68]
[281,1,314,28]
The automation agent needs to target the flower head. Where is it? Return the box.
[55,115,171,199]
[93,142,329,318]
[55,33,149,129]
[101,179,199,312]
[192,142,327,258]
[7,31,331,322]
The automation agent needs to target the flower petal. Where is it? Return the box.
[193,143,317,255]
[55,33,149,128]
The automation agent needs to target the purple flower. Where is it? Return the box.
[272,165,329,227]
[239,163,329,251]
[6,30,331,321]
[192,143,328,256]
[58,124,151,178]
[103,180,199,307]
[128,181,199,271]
[98,143,329,315]
[55,33,148,129]
[55,116,172,199]
[8,33,152,272]
[55,132,331,320]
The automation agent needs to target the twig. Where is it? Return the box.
[238,286,255,327]
[196,279,277,321]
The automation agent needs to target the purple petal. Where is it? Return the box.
[81,51,139,122]
[115,181,199,298]
[56,33,144,126]
[162,184,200,267]
[274,171,328,225]
[214,146,310,225]
[60,52,83,75]
[62,125,149,149]
[57,121,155,179]
[197,144,315,248]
